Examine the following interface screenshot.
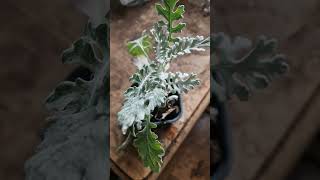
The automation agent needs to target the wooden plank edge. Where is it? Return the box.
[147,89,210,180]
[253,84,320,180]
[111,160,132,180]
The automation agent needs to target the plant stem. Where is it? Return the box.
[117,131,133,151]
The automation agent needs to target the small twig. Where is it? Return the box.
[117,131,133,152]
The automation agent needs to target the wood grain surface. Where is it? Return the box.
[157,109,211,180]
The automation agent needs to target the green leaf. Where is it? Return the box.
[127,34,152,58]
[133,115,165,172]
[155,0,186,41]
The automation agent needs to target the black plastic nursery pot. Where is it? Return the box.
[129,83,183,127]
[211,93,232,180]
[151,93,183,126]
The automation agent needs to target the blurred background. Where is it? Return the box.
[215,0,320,179]
[0,1,86,179]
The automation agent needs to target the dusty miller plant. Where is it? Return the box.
[117,0,210,172]
[24,0,109,179]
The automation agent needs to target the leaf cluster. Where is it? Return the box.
[117,0,210,172]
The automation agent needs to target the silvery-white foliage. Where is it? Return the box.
[117,0,210,172]
[152,23,210,63]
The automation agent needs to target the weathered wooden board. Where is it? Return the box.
[157,110,211,180]
[256,85,320,180]
[110,1,210,179]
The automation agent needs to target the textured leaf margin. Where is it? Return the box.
[162,36,210,63]
[151,21,209,63]
[133,115,165,172]
[155,0,186,41]
[165,72,200,93]
[211,32,289,101]
[118,87,166,134]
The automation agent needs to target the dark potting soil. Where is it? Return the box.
[151,93,182,126]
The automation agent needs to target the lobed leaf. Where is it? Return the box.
[212,33,288,101]
[127,34,152,58]
[158,36,210,63]
[118,87,166,134]
[150,22,169,61]
[62,22,107,71]
[165,72,200,93]
[128,64,163,93]
[133,115,165,172]
[155,0,186,41]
